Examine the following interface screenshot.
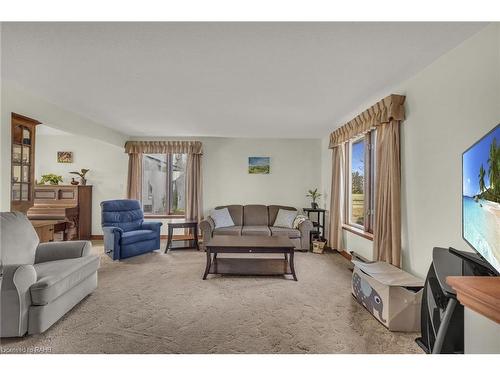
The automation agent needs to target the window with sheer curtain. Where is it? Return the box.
[141,153,187,216]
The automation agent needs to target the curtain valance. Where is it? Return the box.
[124,141,203,155]
[329,94,405,148]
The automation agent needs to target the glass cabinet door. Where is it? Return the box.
[11,115,38,209]
[12,144,22,163]
[12,183,21,201]
[22,145,30,164]
[12,165,21,183]
[21,184,29,201]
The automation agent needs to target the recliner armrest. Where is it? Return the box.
[141,221,162,231]
[1,264,37,292]
[0,264,37,337]
[102,226,123,260]
[35,241,92,264]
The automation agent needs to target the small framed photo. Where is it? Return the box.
[57,151,73,163]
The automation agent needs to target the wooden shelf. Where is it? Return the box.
[447,276,500,324]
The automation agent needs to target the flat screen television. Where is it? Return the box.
[462,124,500,274]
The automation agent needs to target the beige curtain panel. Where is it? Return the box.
[127,153,143,200]
[329,144,344,251]
[373,120,401,267]
[124,140,203,155]
[328,93,405,267]
[185,153,203,223]
[329,94,405,148]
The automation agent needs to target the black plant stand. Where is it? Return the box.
[303,208,326,246]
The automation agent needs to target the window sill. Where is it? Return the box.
[342,224,374,241]
[144,214,185,219]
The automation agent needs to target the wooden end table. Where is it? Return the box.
[164,220,199,253]
[203,235,297,281]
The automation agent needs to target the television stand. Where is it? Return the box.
[416,247,496,354]
[448,247,499,276]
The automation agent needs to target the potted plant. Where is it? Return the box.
[70,168,90,186]
[39,174,63,185]
[306,188,322,209]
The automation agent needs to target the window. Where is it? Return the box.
[141,153,187,216]
[345,131,376,233]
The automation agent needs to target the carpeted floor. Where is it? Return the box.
[1,242,421,354]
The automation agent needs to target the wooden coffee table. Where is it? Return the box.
[203,235,297,281]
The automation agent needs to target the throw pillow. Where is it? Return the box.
[211,207,235,228]
[273,209,297,228]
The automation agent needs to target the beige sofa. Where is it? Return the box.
[200,205,313,251]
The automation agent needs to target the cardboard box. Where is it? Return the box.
[351,259,424,332]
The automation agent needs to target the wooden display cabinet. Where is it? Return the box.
[10,113,41,213]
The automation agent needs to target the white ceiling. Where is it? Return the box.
[2,22,487,138]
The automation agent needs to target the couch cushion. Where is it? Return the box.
[211,207,235,228]
[270,226,301,238]
[215,205,243,226]
[213,226,242,236]
[243,205,269,226]
[268,205,297,226]
[31,256,99,305]
[241,225,271,236]
[121,229,158,245]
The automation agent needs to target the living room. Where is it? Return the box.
[1,2,500,373]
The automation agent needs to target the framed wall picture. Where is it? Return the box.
[57,151,73,163]
[248,157,270,174]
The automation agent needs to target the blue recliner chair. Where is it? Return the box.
[101,199,162,260]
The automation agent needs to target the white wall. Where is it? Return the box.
[202,137,321,213]
[464,309,500,353]
[321,24,500,277]
[35,127,128,235]
[1,83,128,212]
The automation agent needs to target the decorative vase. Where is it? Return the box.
[70,178,79,186]
[80,177,87,186]
[311,202,318,209]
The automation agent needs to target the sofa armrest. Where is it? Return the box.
[199,217,215,250]
[298,219,313,250]
[298,219,313,232]
[102,226,123,260]
[1,264,37,337]
[35,241,92,264]
[141,221,162,232]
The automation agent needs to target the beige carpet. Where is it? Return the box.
[1,242,421,354]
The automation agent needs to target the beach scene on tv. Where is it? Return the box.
[462,125,500,273]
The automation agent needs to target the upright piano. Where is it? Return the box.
[27,185,92,240]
